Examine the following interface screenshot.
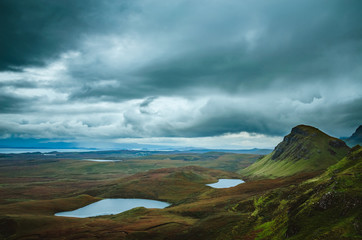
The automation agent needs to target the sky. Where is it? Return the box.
[0,0,361,150]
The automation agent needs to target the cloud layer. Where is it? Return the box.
[0,0,361,148]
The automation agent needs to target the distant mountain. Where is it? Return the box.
[239,125,350,179]
[0,137,272,154]
[184,148,272,154]
[343,125,362,147]
[0,138,171,151]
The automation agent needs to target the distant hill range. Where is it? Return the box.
[240,125,350,179]
[184,148,272,154]
[342,125,362,147]
[0,138,272,154]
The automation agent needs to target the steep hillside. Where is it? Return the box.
[240,125,350,179]
[345,125,362,147]
[222,145,362,240]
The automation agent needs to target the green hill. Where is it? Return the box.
[239,125,350,179]
[219,145,362,240]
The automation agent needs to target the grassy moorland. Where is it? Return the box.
[0,135,361,239]
[0,165,319,239]
[0,151,248,240]
[0,151,259,204]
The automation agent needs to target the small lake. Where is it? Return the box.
[55,198,170,218]
[83,159,122,162]
[206,179,245,188]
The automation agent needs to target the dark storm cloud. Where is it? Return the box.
[0,78,39,113]
[137,0,362,94]
[178,111,285,137]
[307,97,362,136]
[187,97,362,138]
[0,93,27,113]
[60,0,362,100]
[0,0,131,70]
[0,0,361,142]
[0,80,37,89]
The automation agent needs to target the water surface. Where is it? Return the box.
[55,198,170,218]
[206,179,244,188]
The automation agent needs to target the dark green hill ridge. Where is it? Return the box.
[345,125,362,147]
[240,125,350,179]
[226,145,362,239]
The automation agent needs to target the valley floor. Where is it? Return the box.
[0,148,361,239]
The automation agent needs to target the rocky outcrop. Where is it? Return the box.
[240,125,350,179]
[271,125,348,162]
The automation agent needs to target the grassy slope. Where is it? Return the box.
[0,152,259,204]
[0,153,259,180]
[240,125,350,179]
[87,165,241,203]
[221,145,362,240]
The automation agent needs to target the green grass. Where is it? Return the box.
[0,152,259,204]
[240,125,350,179]
[244,146,361,240]
[0,144,360,240]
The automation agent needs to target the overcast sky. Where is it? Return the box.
[0,0,361,149]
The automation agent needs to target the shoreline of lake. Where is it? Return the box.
[55,198,171,218]
[206,179,245,188]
